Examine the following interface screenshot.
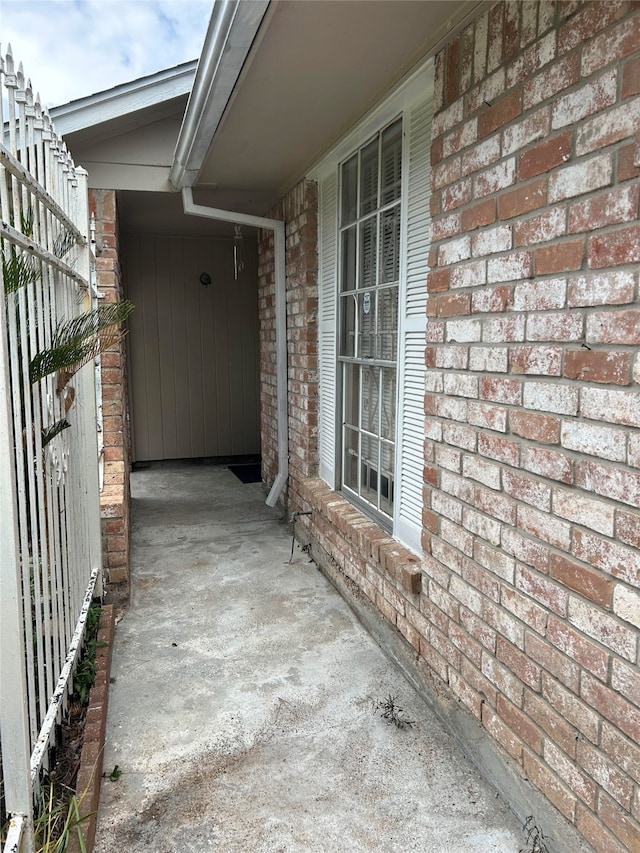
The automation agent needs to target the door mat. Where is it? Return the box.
[228,463,262,484]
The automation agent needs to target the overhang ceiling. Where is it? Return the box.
[195,0,484,215]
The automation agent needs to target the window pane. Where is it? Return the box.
[341,154,358,225]
[380,440,395,514]
[380,208,400,284]
[340,293,356,357]
[381,121,402,205]
[361,365,379,436]
[359,138,378,216]
[360,434,379,506]
[381,368,396,441]
[341,226,357,292]
[359,217,376,290]
[357,291,376,359]
[343,427,359,492]
[377,286,398,360]
[343,362,359,428]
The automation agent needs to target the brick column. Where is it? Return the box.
[89,190,131,604]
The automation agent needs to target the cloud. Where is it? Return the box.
[2,0,212,107]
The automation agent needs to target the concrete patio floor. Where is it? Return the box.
[94,464,523,852]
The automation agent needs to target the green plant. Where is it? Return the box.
[34,776,90,853]
[376,694,414,729]
[519,816,550,853]
[72,603,104,704]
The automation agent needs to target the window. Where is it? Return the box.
[316,67,433,553]
[338,119,402,524]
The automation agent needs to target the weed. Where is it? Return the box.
[72,603,104,704]
[520,816,551,853]
[34,777,91,853]
[376,694,414,729]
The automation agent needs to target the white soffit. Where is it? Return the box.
[194,0,484,214]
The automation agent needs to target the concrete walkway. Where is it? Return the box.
[94,465,523,852]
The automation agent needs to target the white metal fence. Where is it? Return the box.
[0,47,103,852]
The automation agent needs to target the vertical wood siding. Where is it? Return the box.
[124,233,260,461]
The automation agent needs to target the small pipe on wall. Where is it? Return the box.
[181,186,287,508]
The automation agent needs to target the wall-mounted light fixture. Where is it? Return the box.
[199,272,212,286]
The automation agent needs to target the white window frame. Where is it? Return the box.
[311,61,433,554]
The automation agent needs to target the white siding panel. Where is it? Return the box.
[318,173,338,488]
[395,94,433,553]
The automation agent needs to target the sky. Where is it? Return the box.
[1,0,213,107]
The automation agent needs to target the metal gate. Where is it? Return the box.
[0,47,103,853]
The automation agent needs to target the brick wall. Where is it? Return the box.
[89,190,131,603]
[258,179,319,509]
[425,3,640,851]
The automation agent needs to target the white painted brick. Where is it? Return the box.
[613,585,640,630]
[580,388,640,428]
[446,318,482,342]
[461,135,502,177]
[469,346,508,373]
[474,157,516,198]
[568,597,636,661]
[523,381,579,415]
[451,260,486,289]
[548,153,613,203]
[502,107,550,156]
[561,421,627,462]
[432,99,464,139]
[472,224,512,257]
[551,69,618,129]
[435,345,468,369]
[463,507,501,546]
[462,454,501,489]
[466,68,506,114]
[513,278,566,311]
[473,12,489,84]
[443,373,479,398]
[487,251,531,282]
[568,271,635,307]
[576,96,640,156]
[438,235,472,266]
[552,487,615,536]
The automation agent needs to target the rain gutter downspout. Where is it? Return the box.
[181,187,287,508]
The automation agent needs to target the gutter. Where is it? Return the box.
[181,187,287,508]
[169,0,269,189]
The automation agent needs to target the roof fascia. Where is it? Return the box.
[169,0,270,190]
[50,62,197,137]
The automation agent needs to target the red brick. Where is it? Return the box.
[509,345,562,375]
[564,350,632,385]
[601,722,640,785]
[524,690,578,758]
[550,553,613,608]
[518,130,572,180]
[497,694,541,752]
[568,183,640,233]
[576,803,629,853]
[436,292,471,317]
[522,749,576,821]
[514,206,566,246]
[598,791,640,852]
[581,13,640,76]
[444,38,460,107]
[572,526,639,587]
[461,198,497,231]
[521,447,573,483]
[479,90,522,138]
[478,432,519,466]
[497,637,541,691]
[523,53,580,110]
[482,704,522,760]
[509,410,560,443]
[498,177,547,219]
[618,141,640,181]
[576,97,640,156]
[616,509,640,549]
[534,240,584,275]
[622,54,640,99]
[582,672,640,742]
[479,376,521,405]
[428,268,451,293]
[507,31,556,88]
[545,740,597,809]
[524,632,579,694]
[542,673,600,743]
[558,1,629,55]
[431,136,443,167]
[516,565,568,616]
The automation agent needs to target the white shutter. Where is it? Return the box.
[395,94,433,552]
[318,173,338,488]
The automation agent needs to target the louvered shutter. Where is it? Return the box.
[395,94,433,552]
[318,173,338,488]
